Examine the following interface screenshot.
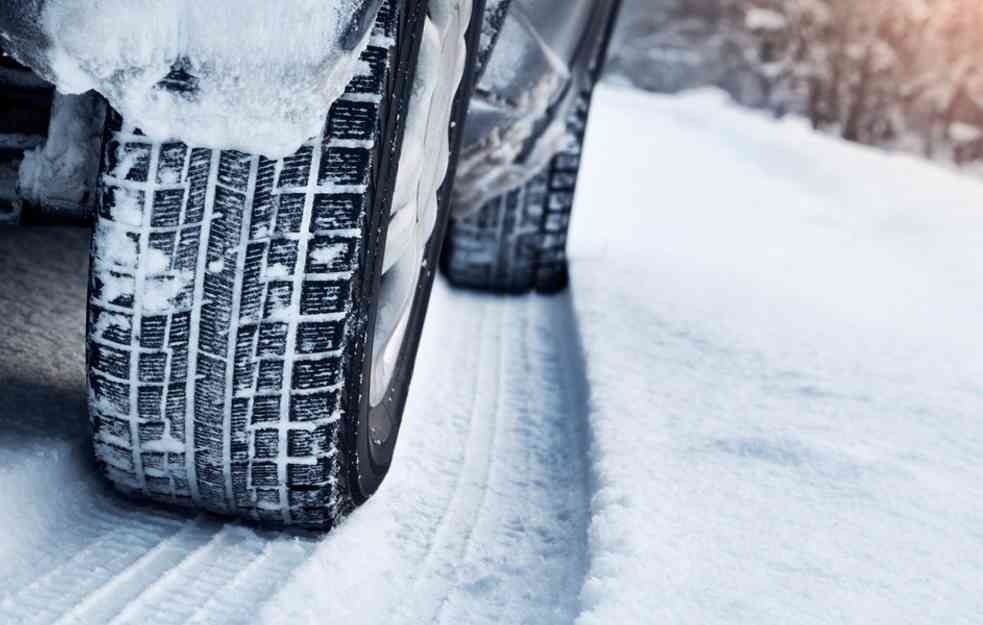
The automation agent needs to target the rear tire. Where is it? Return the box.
[439,95,590,294]
[86,0,483,529]
[440,0,620,294]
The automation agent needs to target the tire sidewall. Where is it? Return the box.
[351,0,487,502]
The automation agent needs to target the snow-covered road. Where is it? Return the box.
[1,84,981,624]
[0,227,593,625]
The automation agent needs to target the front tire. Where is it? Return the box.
[86,0,483,529]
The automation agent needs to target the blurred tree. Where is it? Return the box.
[609,0,983,170]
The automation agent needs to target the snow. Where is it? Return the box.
[39,0,375,156]
[568,85,983,624]
[1,83,981,624]
[745,8,787,32]
[949,121,982,144]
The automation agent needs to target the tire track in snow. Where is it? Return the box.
[436,294,593,625]
[47,518,222,625]
[182,538,313,625]
[0,496,183,604]
[0,497,318,625]
[388,297,505,625]
[97,524,273,625]
[0,509,188,624]
[386,290,594,625]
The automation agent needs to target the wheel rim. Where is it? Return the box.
[368,212,425,412]
[367,0,474,436]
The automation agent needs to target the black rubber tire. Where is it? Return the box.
[86,0,485,530]
[440,0,621,295]
[439,98,588,294]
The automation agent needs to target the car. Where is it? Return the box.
[0,0,621,529]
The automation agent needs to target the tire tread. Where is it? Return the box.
[441,90,592,294]
[88,4,401,529]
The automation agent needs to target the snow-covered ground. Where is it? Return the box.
[0,83,981,624]
[569,86,983,624]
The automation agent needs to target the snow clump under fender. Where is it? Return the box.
[4,0,384,157]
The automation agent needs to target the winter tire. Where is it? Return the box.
[440,0,621,294]
[86,0,484,529]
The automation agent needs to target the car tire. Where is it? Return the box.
[440,0,620,294]
[85,0,485,529]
